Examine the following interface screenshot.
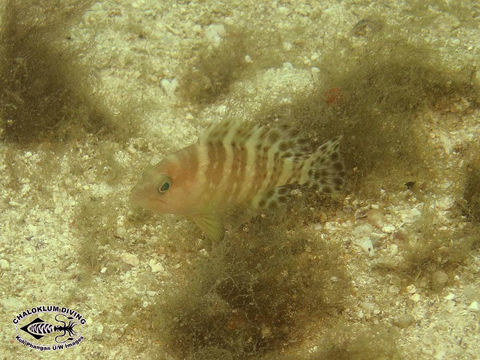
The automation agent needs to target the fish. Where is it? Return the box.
[131,120,345,240]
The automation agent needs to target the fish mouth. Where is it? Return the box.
[129,186,166,210]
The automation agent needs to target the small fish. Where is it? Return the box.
[131,120,345,240]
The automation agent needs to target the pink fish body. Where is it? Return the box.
[131,120,345,240]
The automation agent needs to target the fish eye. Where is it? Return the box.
[157,176,172,194]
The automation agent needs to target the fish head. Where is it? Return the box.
[130,158,196,215]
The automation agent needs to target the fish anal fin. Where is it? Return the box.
[191,213,225,241]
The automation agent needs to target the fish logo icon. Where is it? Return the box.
[20,314,78,343]
[13,305,86,351]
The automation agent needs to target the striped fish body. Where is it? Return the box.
[131,120,345,240]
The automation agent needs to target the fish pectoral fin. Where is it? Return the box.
[191,213,225,241]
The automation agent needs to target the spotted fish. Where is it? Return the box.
[131,120,345,240]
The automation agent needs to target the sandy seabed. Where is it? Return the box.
[1,1,480,359]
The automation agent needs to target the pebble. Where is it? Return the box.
[393,314,415,328]
[353,223,374,236]
[388,285,400,294]
[355,237,375,256]
[0,259,10,270]
[160,78,178,97]
[406,284,417,294]
[434,349,446,360]
[468,301,479,312]
[444,293,455,301]
[205,24,226,45]
[400,207,422,224]
[382,224,396,233]
[282,41,293,51]
[361,302,375,312]
[215,105,227,114]
[148,260,165,273]
[436,196,455,211]
[121,253,140,267]
[410,293,421,302]
[357,310,364,319]
[389,244,398,256]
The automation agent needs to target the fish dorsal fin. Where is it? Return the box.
[200,119,257,145]
[201,120,313,161]
[191,212,225,241]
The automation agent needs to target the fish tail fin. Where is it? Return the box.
[299,136,345,193]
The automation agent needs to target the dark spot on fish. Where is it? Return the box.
[268,201,277,210]
[334,177,343,186]
[331,152,339,161]
[269,131,280,142]
[288,129,299,137]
